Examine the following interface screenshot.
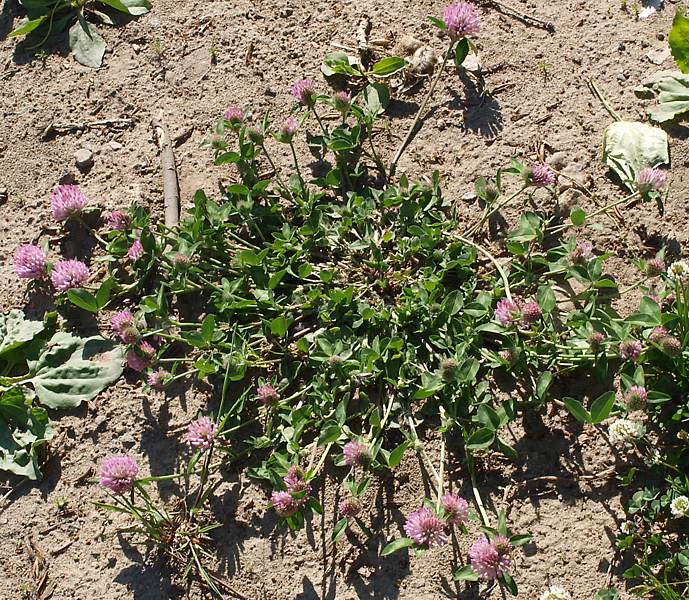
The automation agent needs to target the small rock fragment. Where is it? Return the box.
[646,47,671,65]
[0,187,7,203]
[75,148,94,171]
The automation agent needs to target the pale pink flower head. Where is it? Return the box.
[442,2,481,39]
[147,370,170,390]
[637,168,667,194]
[184,416,218,450]
[224,106,244,127]
[620,339,643,362]
[495,299,520,326]
[172,253,191,268]
[404,507,448,548]
[278,116,298,142]
[529,164,556,188]
[111,311,139,344]
[343,440,371,467]
[291,78,316,107]
[14,244,47,279]
[126,349,150,372]
[50,259,89,292]
[625,385,648,410]
[440,493,469,526]
[339,496,362,518]
[272,490,298,517]
[99,455,138,494]
[469,535,513,580]
[570,241,594,265]
[257,384,280,405]
[333,90,352,114]
[51,184,88,221]
[106,210,130,231]
[128,240,144,262]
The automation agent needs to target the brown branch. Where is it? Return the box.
[152,115,181,228]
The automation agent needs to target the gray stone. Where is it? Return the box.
[75,148,94,171]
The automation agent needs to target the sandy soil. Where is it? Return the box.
[1,0,688,598]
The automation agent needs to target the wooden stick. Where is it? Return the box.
[152,115,181,228]
[42,118,135,139]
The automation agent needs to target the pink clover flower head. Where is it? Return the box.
[588,331,606,350]
[111,311,139,344]
[442,2,481,39]
[440,493,469,525]
[495,299,520,326]
[272,490,298,517]
[278,116,299,142]
[404,507,448,548]
[619,339,643,362]
[333,90,352,114]
[528,163,556,188]
[339,496,362,518]
[224,106,244,127]
[50,259,89,292]
[106,210,130,231]
[625,385,648,410]
[570,241,594,265]
[147,370,170,390]
[257,384,280,405]
[126,349,150,372]
[138,340,156,359]
[99,455,138,494]
[343,440,371,467]
[520,300,542,327]
[184,416,218,450]
[51,184,88,221]
[284,466,311,497]
[14,244,47,279]
[128,240,144,262]
[637,167,667,194]
[645,257,665,277]
[469,535,513,580]
[291,79,316,107]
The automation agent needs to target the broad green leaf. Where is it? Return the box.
[602,121,669,191]
[454,38,469,67]
[387,441,409,468]
[369,57,408,77]
[670,8,689,73]
[477,404,500,431]
[428,15,448,30]
[570,207,586,227]
[0,387,53,480]
[67,289,99,313]
[644,72,689,123]
[68,18,106,68]
[96,277,115,308]
[466,427,495,450]
[361,83,390,118]
[536,371,553,400]
[9,15,47,37]
[563,397,591,423]
[332,517,348,542]
[453,565,479,581]
[100,0,151,15]
[590,390,616,424]
[501,573,518,596]
[0,310,45,356]
[27,332,124,409]
[270,316,290,337]
[380,537,414,556]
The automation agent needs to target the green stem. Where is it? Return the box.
[453,234,513,301]
[464,185,528,236]
[468,458,491,527]
[389,44,453,179]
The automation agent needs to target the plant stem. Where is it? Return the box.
[453,234,513,301]
[464,186,528,236]
[389,44,453,179]
[468,459,491,527]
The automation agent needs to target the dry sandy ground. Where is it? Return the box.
[1,0,688,598]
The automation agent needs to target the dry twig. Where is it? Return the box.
[41,118,135,140]
[152,115,181,228]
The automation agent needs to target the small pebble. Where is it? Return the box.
[75,148,94,171]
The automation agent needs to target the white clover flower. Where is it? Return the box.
[540,585,572,600]
[620,521,634,535]
[608,418,645,447]
[670,495,689,518]
[678,430,689,442]
[667,261,689,282]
